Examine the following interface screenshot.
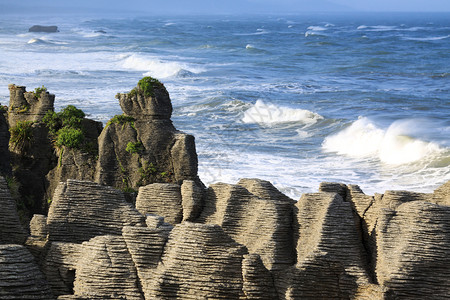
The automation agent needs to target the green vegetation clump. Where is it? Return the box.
[16,104,30,114]
[43,105,87,149]
[42,111,60,136]
[58,105,85,128]
[138,160,171,186]
[106,114,136,129]
[33,85,47,98]
[126,141,144,154]
[0,105,7,113]
[55,127,84,148]
[9,121,34,152]
[137,76,164,97]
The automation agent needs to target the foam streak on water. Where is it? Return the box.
[0,13,449,198]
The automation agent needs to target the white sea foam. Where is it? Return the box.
[121,54,204,78]
[307,26,327,31]
[242,100,323,125]
[357,25,398,31]
[323,117,446,165]
[403,35,450,41]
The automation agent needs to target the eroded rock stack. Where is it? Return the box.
[96,78,199,190]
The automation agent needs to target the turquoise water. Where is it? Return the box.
[0,13,449,198]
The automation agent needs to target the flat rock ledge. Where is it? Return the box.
[0,177,449,299]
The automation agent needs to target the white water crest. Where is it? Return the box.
[323,117,447,165]
[242,100,323,125]
[121,54,204,78]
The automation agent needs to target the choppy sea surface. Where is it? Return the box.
[0,13,449,198]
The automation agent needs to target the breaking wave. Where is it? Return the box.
[242,100,323,125]
[322,117,447,165]
[120,54,204,78]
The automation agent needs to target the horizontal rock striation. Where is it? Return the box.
[136,183,182,225]
[73,235,142,299]
[198,179,295,271]
[146,222,248,299]
[0,244,53,299]
[0,176,27,245]
[1,176,449,299]
[47,180,145,243]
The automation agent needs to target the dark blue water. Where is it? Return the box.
[0,13,449,197]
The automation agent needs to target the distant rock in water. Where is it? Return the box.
[29,25,59,33]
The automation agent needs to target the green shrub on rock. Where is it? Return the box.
[42,111,61,136]
[126,141,143,154]
[33,85,47,99]
[55,127,84,149]
[106,114,136,129]
[43,105,87,149]
[137,76,165,97]
[59,105,85,128]
[9,121,34,152]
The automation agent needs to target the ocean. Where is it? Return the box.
[0,12,449,199]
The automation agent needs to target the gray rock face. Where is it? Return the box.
[43,242,81,297]
[278,192,373,299]
[47,180,145,243]
[0,244,54,299]
[198,179,295,271]
[29,25,59,33]
[0,176,27,245]
[136,183,182,224]
[0,110,11,177]
[73,235,142,299]
[375,201,450,298]
[146,222,248,299]
[8,84,55,125]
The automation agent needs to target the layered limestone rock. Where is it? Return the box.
[197,179,295,271]
[0,108,11,176]
[47,179,145,243]
[96,78,199,190]
[146,222,248,299]
[10,177,448,299]
[242,253,278,299]
[136,183,183,224]
[278,192,374,299]
[122,225,170,298]
[73,235,142,299]
[8,84,55,125]
[375,200,450,298]
[0,244,54,299]
[43,242,81,297]
[0,176,27,244]
[181,179,204,221]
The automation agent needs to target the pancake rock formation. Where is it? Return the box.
[1,175,449,299]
